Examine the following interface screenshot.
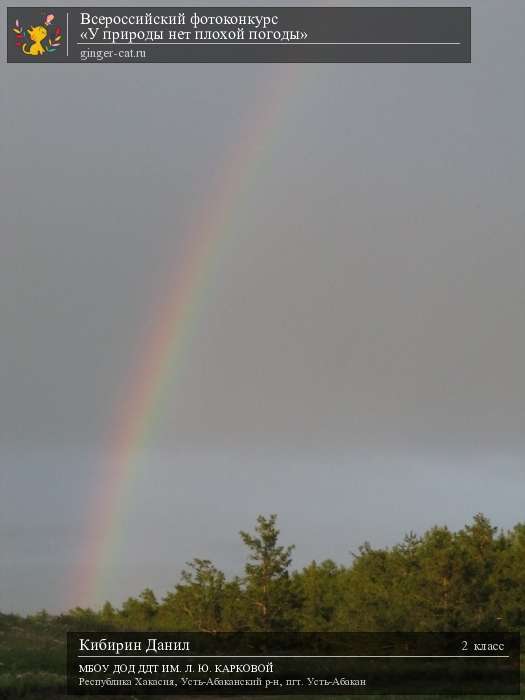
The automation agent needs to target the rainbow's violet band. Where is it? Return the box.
[68,66,298,608]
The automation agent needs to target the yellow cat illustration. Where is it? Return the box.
[23,25,47,56]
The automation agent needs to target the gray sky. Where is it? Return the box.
[1,0,524,613]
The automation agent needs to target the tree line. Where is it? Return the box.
[59,513,525,633]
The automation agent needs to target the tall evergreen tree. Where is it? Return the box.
[240,514,296,631]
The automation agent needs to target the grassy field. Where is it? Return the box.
[0,615,521,699]
[0,614,65,698]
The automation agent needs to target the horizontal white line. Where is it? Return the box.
[77,654,510,659]
[76,42,462,46]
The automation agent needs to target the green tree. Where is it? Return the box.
[454,514,503,630]
[240,514,296,631]
[160,559,242,632]
[294,560,343,631]
[100,601,117,626]
[119,588,159,630]
[340,542,400,631]
[490,523,525,630]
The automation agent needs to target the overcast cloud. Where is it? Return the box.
[1,0,524,612]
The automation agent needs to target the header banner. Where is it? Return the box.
[7,7,471,63]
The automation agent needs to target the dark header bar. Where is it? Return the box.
[7,7,471,63]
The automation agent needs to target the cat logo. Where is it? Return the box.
[12,13,62,56]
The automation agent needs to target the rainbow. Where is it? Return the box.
[69,65,299,608]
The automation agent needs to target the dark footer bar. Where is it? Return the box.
[67,632,519,694]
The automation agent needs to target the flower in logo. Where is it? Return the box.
[12,13,62,56]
